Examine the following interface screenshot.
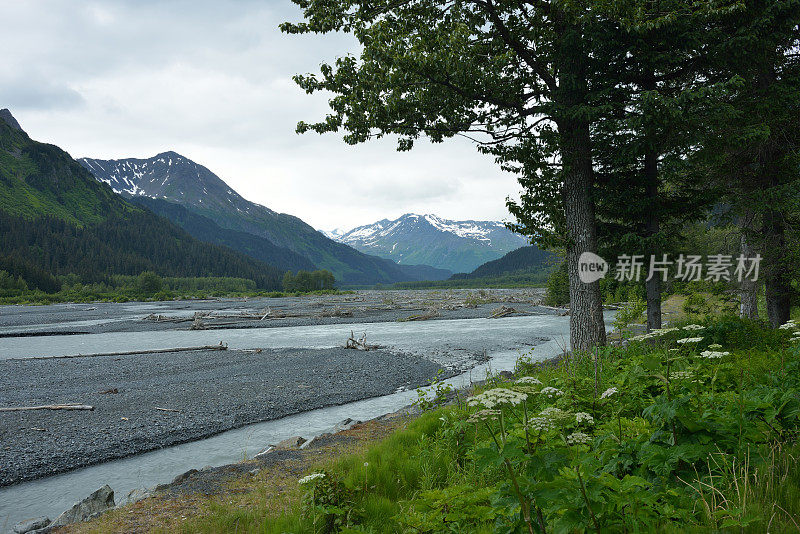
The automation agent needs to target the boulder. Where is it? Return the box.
[50,485,114,527]
[13,517,50,534]
[123,487,153,505]
[274,436,306,449]
[171,469,199,485]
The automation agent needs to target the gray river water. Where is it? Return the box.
[0,312,610,530]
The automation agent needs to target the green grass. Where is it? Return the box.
[173,315,800,533]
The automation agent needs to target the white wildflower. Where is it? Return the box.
[467,388,528,409]
[539,386,564,398]
[528,416,554,432]
[779,320,797,330]
[699,350,729,359]
[652,327,679,336]
[708,344,723,349]
[630,333,656,341]
[668,348,679,352]
[669,371,694,380]
[682,324,705,331]
[299,473,325,485]
[600,387,618,399]
[515,376,542,385]
[677,337,704,344]
[575,412,594,425]
[466,409,500,423]
[567,431,591,445]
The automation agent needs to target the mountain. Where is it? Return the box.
[79,154,451,285]
[0,109,285,290]
[328,214,530,273]
[450,245,558,280]
[131,196,315,273]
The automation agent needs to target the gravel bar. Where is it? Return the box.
[0,347,443,486]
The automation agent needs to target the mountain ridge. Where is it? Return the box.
[0,110,286,289]
[328,213,529,273]
[79,153,452,285]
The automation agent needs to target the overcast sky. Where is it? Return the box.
[0,0,520,231]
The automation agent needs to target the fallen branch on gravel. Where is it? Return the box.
[398,309,440,322]
[17,343,228,361]
[490,306,523,319]
[0,404,94,412]
[154,407,182,413]
[345,331,381,351]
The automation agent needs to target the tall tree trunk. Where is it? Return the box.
[756,66,791,327]
[643,147,662,331]
[554,12,606,352]
[763,206,791,326]
[738,212,759,319]
[642,74,661,331]
[561,120,607,351]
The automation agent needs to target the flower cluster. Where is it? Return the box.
[708,343,723,349]
[600,387,618,399]
[575,412,594,425]
[699,350,729,359]
[566,431,591,445]
[677,337,704,344]
[669,370,694,380]
[529,416,555,432]
[778,320,797,330]
[467,388,528,409]
[467,409,500,423]
[791,331,800,343]
[528,407,571,431]
[682,324,705,331]
[515,376,542,385]
[299,473,325,485]
[629,326,679,341]
[539,386,564,398]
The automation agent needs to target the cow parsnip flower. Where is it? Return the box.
[466,409,501,423]
[699,350,729,359]
[600,387,618,399]
[575,412,594,425]
[467,388,528,409]
[299,473,325,485]
[677,337,704,344]
[515,376,543,385]
[539,386,564,398]
[567,431,591,445]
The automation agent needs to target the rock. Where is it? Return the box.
[13,517,50,534]
[123,487,153,505]
[334,418,361,432]
[300,433,332,449]
[50,485,114,527]
[171,469,198,485]
[274,436,306,449]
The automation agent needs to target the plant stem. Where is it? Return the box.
[576,465,601,534]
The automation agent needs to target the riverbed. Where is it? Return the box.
[0,289,604,530]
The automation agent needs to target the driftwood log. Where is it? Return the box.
[345,331,381,351]
[398,309,440,322]
[17,342,227,361]
[0,404,94,412]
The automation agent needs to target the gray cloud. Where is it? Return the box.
[0,0,519,230]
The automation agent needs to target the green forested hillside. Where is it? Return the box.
[0,112,284,291]
[451,244,557,280]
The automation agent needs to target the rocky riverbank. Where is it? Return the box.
[0,346,446,487]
